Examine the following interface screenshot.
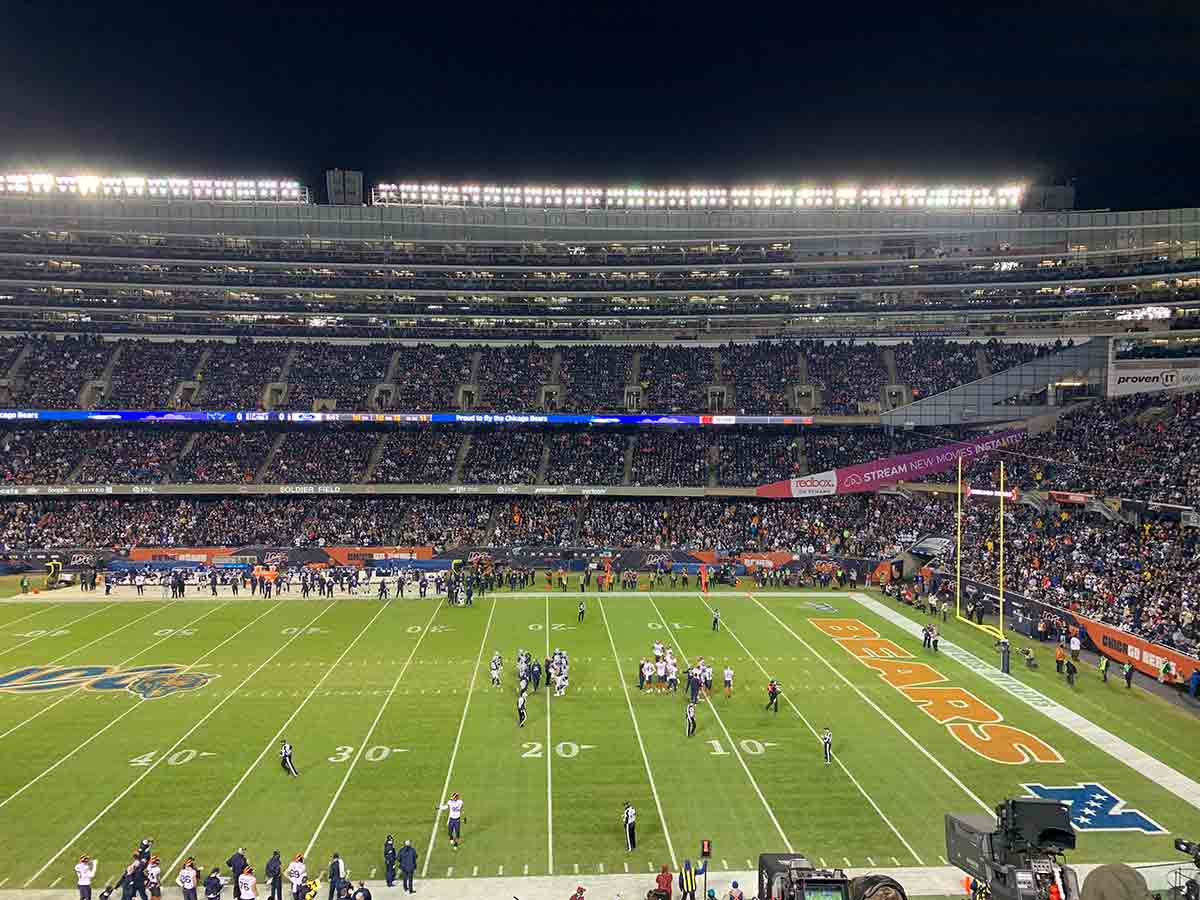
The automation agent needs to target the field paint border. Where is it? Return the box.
[0,599,213,741]
[303,600,444,856]
[544,595,554,874]
[0,603,118,660]
[597,595,677,868]
[693,593,923,865]
[749,594,993,814]
[0,601,238,810]
[648,594,795,853]
[851,592,1200,811]
[422,596,499,878]
[25,601,338,887]
[168,599,398,871]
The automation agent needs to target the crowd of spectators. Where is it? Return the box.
[106,340,206,408]
[892,339,982,400]
[460,430,544,483]
[985,339,1048,372]
[717,342,802,414]
[283,343,393,411]
[175,430,274,483]
[260,430,377,483]
[544,431,627,485]
[558,346,634,411]
[373,430,461,483]
[390,344,474,411]
[717,430,802,486]
[800,340,885,413]
[198,340,289,409]
[10,336,113,408]
[629,431,711,487]
[73,430,189,484]
[475,345,553,410]
[0,336,24,377]
[1114,339,1200,360]
[0,428,89,484]
[490,498,579,546]
[639,345,714,412]
[804,428,894,474]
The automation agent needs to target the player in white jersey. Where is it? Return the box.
[654,658,666,692]
[285,856,307,900]
[821,727,833,764]
[723,665,734,698]
[640,659,653,691]
[517,689,527,727]
[554,670,568,696]
[176,858,199,900]
[75,855,98,900]
[489,654,502,688]
[147,856,162,900]
[653,640,664,661]
[439,791,465,848]
[280,739,299,777]
[666,660,678,693]
[238,867,257,900]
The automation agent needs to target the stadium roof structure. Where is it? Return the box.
[371,182,1025,209]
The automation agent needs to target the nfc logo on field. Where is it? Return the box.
[0,664,217,699]
[1022,783,1167,834]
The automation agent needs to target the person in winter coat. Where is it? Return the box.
[204,869,223,900]
[265,852,282,900]
[227,851,248,883]
[397,842,417,894]
[382,837,396,889]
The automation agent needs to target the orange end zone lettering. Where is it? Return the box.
[808,618,879,639]
[836,637,913,660]
[901,686,1002,725]
[947,723,1064,765]
[861,658,947,688]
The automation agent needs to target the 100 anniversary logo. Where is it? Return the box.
[0,664,217,699]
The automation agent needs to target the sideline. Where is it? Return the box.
[850,592,1200,812]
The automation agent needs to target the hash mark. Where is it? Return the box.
[844,858,852,867]
[524,865,529,876]
[892,858,900,866]
[598,864,604,873]
[867,858,875,865]
[369,869,376,879]
[497,866,503,876]
[940,856,948,865]
[50,877,62,888]
[623,863,629,874]
[573,864,579,874]
[471,866,477,877]
[446,867,453,878]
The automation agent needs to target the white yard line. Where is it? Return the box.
[0,605,59,630]
[168,600,396,872]
[695,593,923,865]
[851,591,1200,811]
[0,600,227,742]
[0,601,246,810]
[0,604,117,659]
[43,601,181,665]
[597,595,677,869]
[303,601,443,857]
[544,594,554,876]
[26,601,338,887]
[750,594,992,814]
[648,595,794,853]
[422,597,499,878]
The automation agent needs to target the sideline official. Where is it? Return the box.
[398,841,417,894]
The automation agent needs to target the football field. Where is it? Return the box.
[0,585,1197,890]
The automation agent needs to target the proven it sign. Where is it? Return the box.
[1108,364,1200,397]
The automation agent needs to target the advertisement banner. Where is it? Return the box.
[756,428,1025,498]
[1107,364,1200,397]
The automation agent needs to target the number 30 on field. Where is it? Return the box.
[327,745,409,763]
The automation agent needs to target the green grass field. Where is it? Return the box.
[0,585,1196,891]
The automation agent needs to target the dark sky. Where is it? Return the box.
[1,1,1197,209]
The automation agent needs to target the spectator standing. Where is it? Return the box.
[656,864,673,899]
[397,841,416,894]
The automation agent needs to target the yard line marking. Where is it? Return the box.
[694,594,922,864]
[0,602,248,808]
[498,866,503,876]
[750,594,991,814]
[423,597,499,878]
[168,601,394,872]
[49,876,62,888]
[472,866,478,877]
[0,604,117,659]
[26,601,333,887]
[445,868,453,878]
[44,602,181,666]
[623,863,628,874]
[745,859,753,870]
[573,864,579,874]
[524,865,530,876]
[940,856,949,865]
[544,594,554,875]
[820,858,827,867]
[649,595,793,853]
[721,860,728,870]
[0,601,234,743]
[867,857,875,866]
[598,863,604,873]
[0,877,8,887]
[303,603,442,857]
[892,857,900,866]
[844,858,852,867]
[598,595,677,868]
[369,869,376,879]
[0,605,58,630]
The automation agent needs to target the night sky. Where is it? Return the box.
[1,1,1197,209]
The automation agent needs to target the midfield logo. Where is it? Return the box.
[1022,783,1167,834]
[0,665,217,699]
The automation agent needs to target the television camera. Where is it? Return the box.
[1168,838,1200,900]
[757,854,852,900]
[946,798,1079,900]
